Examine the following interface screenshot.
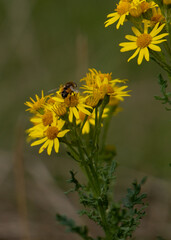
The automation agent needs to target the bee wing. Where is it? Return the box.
[48,88,58,93]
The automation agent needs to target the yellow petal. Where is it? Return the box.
[132,27,141,36]
[31,137,48,146]
[125,35,137,41]
[57,119,65,130]
[152,33,169,41]
[47,140,53,155]
[69,109,73,122]
[72,107,79,119]
[116,14,125,29]
[151,39,167,44]
[82,121,90,134]
[128,48,140,62]
[105,14,119,27]
[54,138,59,153]
[58,129,70,138]
[120,43,137,52]
[150,23,165,37]
[137,49,144,65]
[39,140,50,153]
[78,106,91,115]
[148,44,161,51]
[144,47,149,61]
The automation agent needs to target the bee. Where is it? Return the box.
[61,81,77,98]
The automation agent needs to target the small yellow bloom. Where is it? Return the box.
[151,7,165,25]
[119,22,169,64]
[25,90,46,113]
[30,109,55,127]
[29,118,69,155]
[105,0,131,29]
[140,0,157,13]
[81,69,130,101]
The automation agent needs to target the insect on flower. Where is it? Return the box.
[60,82,78,98]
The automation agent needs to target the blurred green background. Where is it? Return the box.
[0,0,170,239]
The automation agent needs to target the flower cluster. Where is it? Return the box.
[25,69,130,155]
[105,0,170,64]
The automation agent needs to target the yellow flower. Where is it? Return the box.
[105,0,131,29]
[81,68,112,87]
[29,118,69,155]
[30,110,54,126]
[129,0,157,17]
[81,69,130,101]
[140,0,157,13]
[119,22,169,65]
[129,0,143,17]
[151,7,165,25]
[53,93,92,122]
[25,90,46,113]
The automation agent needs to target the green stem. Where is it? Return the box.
[101,105,116,151]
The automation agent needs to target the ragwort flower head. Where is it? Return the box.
[29,118,70,155]
[81,69,130,101]
[119,22,169,64]
[25,90,46,113]
[129,0,157,17]
[151,7,165,25]
[30,110,54,127]
[105,0,131,29]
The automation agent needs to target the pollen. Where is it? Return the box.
[136,33,152,48]
[53,103,67,116]
[116,2,130,15]
[46,126,59,139]
[42,111,53,126]
[64,94,78,107]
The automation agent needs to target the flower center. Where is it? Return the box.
[46,126,59,139]
[136,33,152,48]
[64,94,78,107]
[117,2,130,15]
[42,111,53,126]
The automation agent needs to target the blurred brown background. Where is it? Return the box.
[0,0,170,239]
